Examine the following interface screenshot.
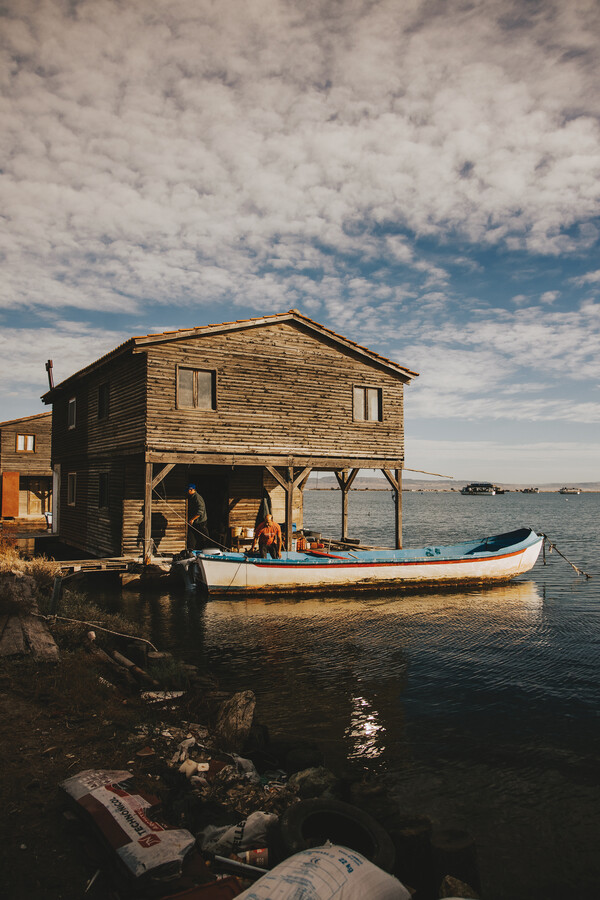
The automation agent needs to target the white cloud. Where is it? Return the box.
[1,0,600,315]
[0,322,131,393]
[540,290,559,304]
[572,269,600,286]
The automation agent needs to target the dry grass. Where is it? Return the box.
[0,536,60,589]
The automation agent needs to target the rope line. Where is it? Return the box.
[539,532,592,579]
[151,486,231,552]
[33,613,159,650]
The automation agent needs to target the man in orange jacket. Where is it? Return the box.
[251,513,282,558]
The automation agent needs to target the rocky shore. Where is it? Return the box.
[0,539,480,900]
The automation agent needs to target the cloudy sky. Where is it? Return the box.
[2,0,599,482]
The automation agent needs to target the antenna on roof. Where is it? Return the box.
[45,359,54,390]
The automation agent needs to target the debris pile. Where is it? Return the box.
[57,681,481,899]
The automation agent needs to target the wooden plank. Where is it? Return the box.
[285,467,293,552]
[151,463,175,489]
[395,468,402,550]
[21,616,60,662]
[264,465,288,490]
[144,461,152,564]
[0,617,26,657]
[148,451,404,468]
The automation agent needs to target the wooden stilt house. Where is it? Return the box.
[41,311,417,560]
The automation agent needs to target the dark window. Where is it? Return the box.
[16,434,35,452]
[67,472,76,506]
[99,473,109,508]
[177,367,216,409]
[68,397,76,429]
[353,386,382,422]
[98,383,110,420]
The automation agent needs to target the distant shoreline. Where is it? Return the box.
[306,486,600,493]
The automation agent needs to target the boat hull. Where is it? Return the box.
[192,528,543,595]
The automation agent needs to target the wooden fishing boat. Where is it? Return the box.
[186,527,543,595]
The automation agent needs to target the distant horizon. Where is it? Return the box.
[307,474,599,490]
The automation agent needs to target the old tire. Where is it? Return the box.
[279,798,396,873]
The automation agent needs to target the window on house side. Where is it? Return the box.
[353,386,382,422]
[67,472,77,506]
[177,368,216,409]
[68,397,76,429]
[99,473,109,509]
[98,383,110,420]
[16,434,35,452]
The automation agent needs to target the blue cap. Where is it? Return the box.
[188,483,196,489]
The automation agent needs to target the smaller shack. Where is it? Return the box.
[0,413,53,523]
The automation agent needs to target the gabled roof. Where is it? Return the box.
[0,411,52,427]
[42,310,418,400]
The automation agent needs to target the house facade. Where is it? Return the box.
[42,311,417,559]
[0,412,53,519]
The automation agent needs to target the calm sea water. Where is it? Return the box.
[117,490,600,900]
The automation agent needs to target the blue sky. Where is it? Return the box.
[1,0,599,483]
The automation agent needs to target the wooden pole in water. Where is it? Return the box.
[144,461,153,565]
[395,468,402,549]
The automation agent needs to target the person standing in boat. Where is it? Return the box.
[251,513,282,558]
[187,484,208,550]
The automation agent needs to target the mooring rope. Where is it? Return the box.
[539,532,592,579]
[151,486,231,552]
[33,612,159,650]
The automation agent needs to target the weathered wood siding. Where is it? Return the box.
[122,460,186,556]
[227,467,302,532]
[51,353,147,552]
[50,352,147,466]
[144,322,404,461]
[0,414,52,476]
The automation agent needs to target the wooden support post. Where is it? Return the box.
[265,465,312,551]
[395,468,402,549]
[144,461,153,565]
[285,467,294,551]
[335,468,360,541]
[381,468,403,549]
[49,574,63,615]
[151,463,175,490]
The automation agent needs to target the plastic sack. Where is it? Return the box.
[61,770,195,883]
[199,811,278,855]
[237,843,411,900]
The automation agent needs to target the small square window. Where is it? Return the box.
[68,397,77,429]
[353,386,382,422]
[67,472,76,506]
[16,434,35,452]
[177,367,216,409]
[98,383,110,420]
[99,473,109,508]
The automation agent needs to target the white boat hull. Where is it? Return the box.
[191,528,543,595]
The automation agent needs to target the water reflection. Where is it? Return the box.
[345,696,386,761]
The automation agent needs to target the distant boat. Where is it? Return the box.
[461,482,497,496]
[559,487,581,495]
[521,487,539,494]
[184,527,544,594]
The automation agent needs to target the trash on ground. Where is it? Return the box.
[198,810,278,855]
[60,769,196,885]
[141,690,186,703]
[235,843,411,899]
